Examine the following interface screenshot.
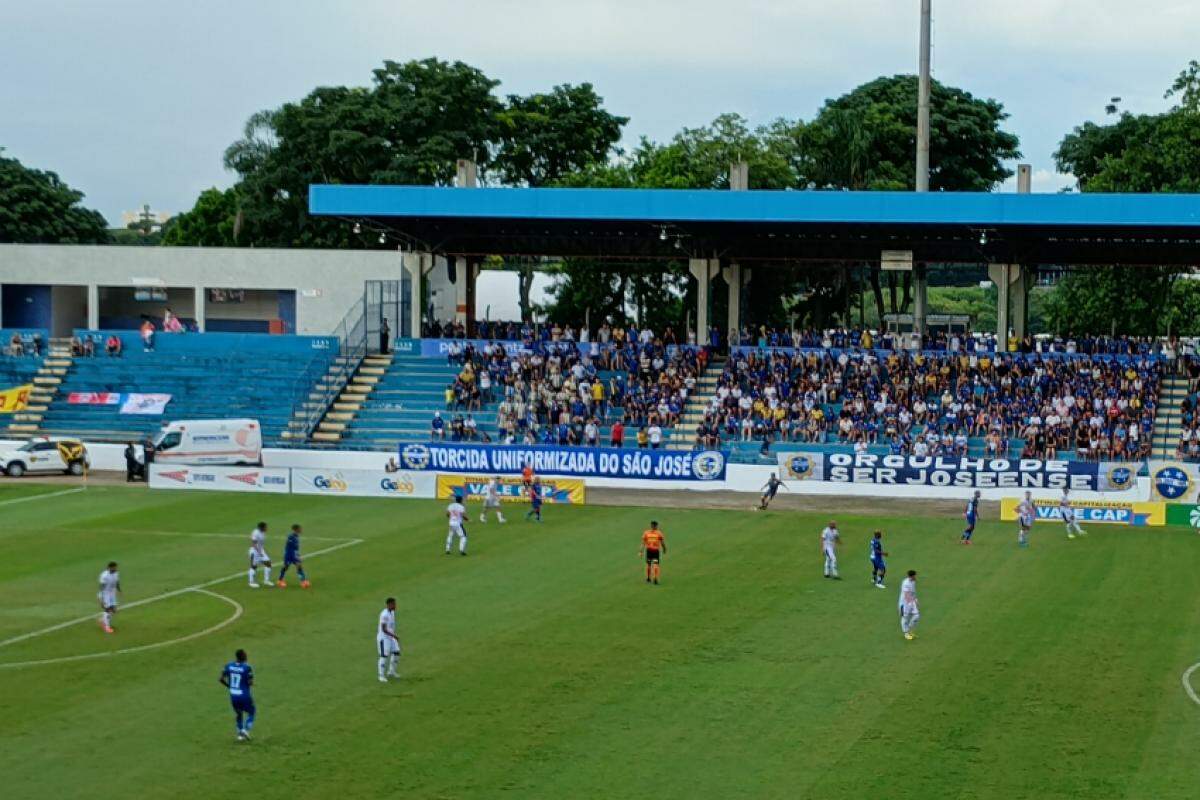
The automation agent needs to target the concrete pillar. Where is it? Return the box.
[87,284,99,329]
[729,161,749,191]
[723,262,743,342]
[688,258,720,343]
[988,264,1020,352]
[1011,164,1033,342]
[454,256,470,328]
[402,252,435,338]
[912,265,928,340]
[193,286,206,332]
[456,159,478,188]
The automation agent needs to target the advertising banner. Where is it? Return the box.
[68,392,120,405]
[0,384,32,413]
[999,497,1165,526]
[777,451,1136,492]
[120,393,172,415]
[291,468,436,499]
[1165,504,1200,527]
[149,464,290,493]
[435,474,585,504]
[1146,461,1200,504]
[400,442,727,482]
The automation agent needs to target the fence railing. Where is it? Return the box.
[286,294,368,443]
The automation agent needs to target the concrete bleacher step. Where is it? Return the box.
[13,413,43,423]
[363,356,393,368]
[325,412,355,422]
[333,401,362,412]
[7,424,39,433]
[318,421,347,432]
[339,392,368,403]
[312,431,342,442]
[359,366,386,376]
[32,376,61,386]
[23,404,48,413]
[44,359,72,368]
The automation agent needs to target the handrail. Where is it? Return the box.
[287,294,368,441]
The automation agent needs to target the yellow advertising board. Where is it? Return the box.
[0,384,32,413]
[1000,497,1164,527]
[436,474,585,505]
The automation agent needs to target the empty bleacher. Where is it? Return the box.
[36,332,337,445]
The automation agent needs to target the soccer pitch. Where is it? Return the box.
[3,483,1200,799]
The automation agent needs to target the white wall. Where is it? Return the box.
[0,244,404,335]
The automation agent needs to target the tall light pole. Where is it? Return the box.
[912,0,932,338]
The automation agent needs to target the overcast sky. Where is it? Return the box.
[2,0,1195,225]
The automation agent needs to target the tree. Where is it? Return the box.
[1047,61,1200,334]
[492,83,628,319]
[799,75,1020,323]
[0,149,109,244]
[162,188,240,246]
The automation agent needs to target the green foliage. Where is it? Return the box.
[162,188,240,246]
[0,149,109,244]
[494,84,627,187]
[1043,267,1177,336]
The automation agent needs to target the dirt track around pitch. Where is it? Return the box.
[7,472,991,519]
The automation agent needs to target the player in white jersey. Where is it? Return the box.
[479,476,506,524]
[1016,490,1036,548]
[1059,489,1086,539]
[820,520,841,579]
[247,522,273,588]
[377,597,400,682]
[97,561,121,633]
[899,570,920,640]
[445,494,468,555]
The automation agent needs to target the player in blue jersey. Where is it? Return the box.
[219,649,256,741]
[757,473,786,511]
[276,524,309,588]
[961,490,981,544]
[524,479,543,522]
[869,530,888,588]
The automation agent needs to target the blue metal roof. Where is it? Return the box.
[310,185,1200,228]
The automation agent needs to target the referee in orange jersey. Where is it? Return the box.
[640,521,667,585]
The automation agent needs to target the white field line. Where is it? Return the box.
[49,528,356,542]
[0,588,243,670]
[0,538,363,651]
[1183,662,1200,707]
[0,487,86,507]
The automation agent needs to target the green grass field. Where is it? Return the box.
[3,483,1200,799]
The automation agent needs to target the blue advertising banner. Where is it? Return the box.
[399,442,728,482]
[778,451,1136,492]
[731,345,1161,364]
[394,337,702,360]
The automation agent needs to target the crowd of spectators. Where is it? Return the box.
[694,348,1160,461]
[433,336,706,448]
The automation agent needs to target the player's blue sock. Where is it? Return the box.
[245,711,255,732]
[278,564,289,581]
[298,567,307,581]
[235,710,244,733]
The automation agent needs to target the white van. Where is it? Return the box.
[151,419,263,466]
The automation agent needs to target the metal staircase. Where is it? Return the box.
[7,339,74,438]
[1151,374,1191,459]
[668,355,726,449]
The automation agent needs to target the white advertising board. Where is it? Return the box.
[291,468,436,499]
[149,463,291,493]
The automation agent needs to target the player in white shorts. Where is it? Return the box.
[1017,490,1035,548]
[479,476,506,524]
[97,561,121,634]
[899,570,920,640]
[247,522,273,588]
[377,597,400,682]
[821,520,840,579]
[445,493,468,555]
[1059,489,1086,539]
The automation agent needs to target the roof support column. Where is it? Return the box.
[689,258,719,347]
[723,262,743,347]
[912,266,928,345]
[402,251,433,338]
[1011,164,1032,344]
[194,285,206,332]
[988,263,1019,352]
[87,283,99,330]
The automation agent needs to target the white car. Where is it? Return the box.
[0,437,90,477]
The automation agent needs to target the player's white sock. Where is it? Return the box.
[445,531,454,552]
[388,654,399,676]
[103,611,111,628]
[460,534,468,554]
[247,568,255,584]
[480,514,486,523]
[262,566,272,584]
[378,657,387,679]
[498,513,505,523]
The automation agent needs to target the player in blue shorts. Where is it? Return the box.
[757,473,786,511]
[276,524,309,588]
[219,649,256,741]
[869,530,888,588]
[961,490,981,544]
[524,479,543,522]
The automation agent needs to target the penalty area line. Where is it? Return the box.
[0,538,364,651]
[0,588,243,670]
[0,487,86,507]
[1183,662,1200,708]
